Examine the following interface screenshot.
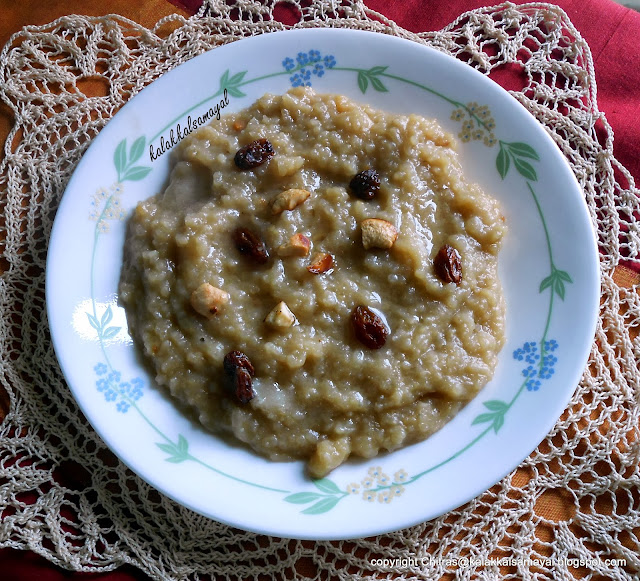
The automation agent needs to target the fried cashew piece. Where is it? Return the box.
[265,301,297,329]
[277,233,311,257]
[190,283,229,319]
[271,188,311,215]
[361,218,398,250]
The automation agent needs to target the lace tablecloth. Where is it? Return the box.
[0,1,638,579]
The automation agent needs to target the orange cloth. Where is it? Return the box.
[1,0,187,48]
[0,1,189,154]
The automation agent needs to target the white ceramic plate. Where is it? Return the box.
[46,29,599,540]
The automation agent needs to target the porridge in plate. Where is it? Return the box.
[119,87,506,478]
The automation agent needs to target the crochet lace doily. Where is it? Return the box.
[0,1,638,579]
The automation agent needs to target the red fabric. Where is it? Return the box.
[374,0,640,184]
[167,0,203,13]
[2,1,638,579]
[0,549,151,580]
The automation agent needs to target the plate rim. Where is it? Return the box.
[45,27,600,540]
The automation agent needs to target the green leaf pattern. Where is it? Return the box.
[357,66,389,94]
[496,141,540,181]
[86,305,121,341]
[114,140,127,176]
[284,478,348,514]
[114,137,152,182]
[472,400,509,434]
[157,435,190,463]
[540,266,573,300]
[496,145,510,179]
[218,69,248,98]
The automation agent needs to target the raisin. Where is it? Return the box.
[223,350,255,376]
[233,368,254,404]
[234,138,275,169]
[349,169,380,200]
[223,350,255,404]
[434,244,462,284]
[232,227,269,264]
[351,305,388,349]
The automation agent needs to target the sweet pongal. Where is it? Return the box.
[119,87,506,478]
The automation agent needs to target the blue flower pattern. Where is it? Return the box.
[94,363,143,412]
[513,340,558,391]
[282,50,336,88]
[282,57,295,71]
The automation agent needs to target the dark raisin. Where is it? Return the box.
[232,227,269,264]
[349,169,380,200]
[234,138,275,169]
[434,244,462,284]
[351,305,388,349]
[233,368,254,404]
[223,350,255,376]
[223,350,255,404]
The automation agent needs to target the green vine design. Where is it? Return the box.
[86,49,573,516]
